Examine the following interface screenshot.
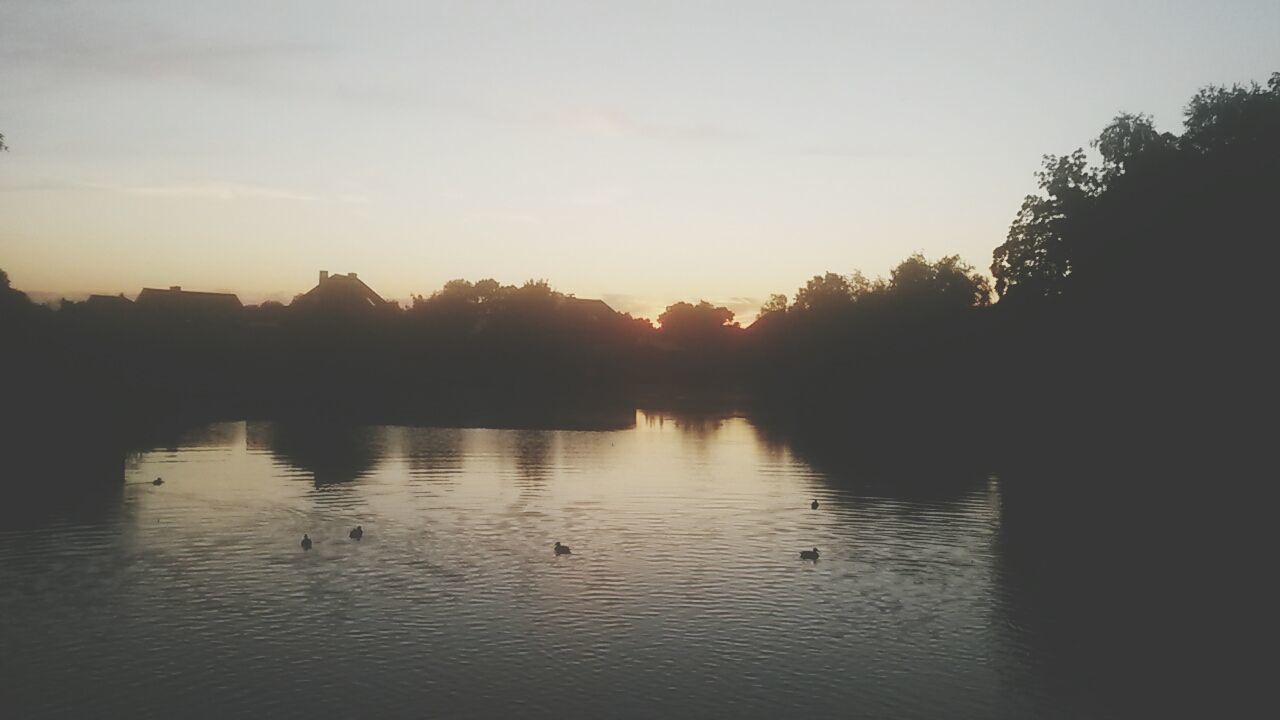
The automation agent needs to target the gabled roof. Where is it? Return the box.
[294,272,387,310]
[136,286,242,312]
[86,293,134,307]
[560,297,615,321]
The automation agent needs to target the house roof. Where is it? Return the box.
[136,286,242,311]
[86,294,134,306]
[560,297,615,320]
[294,272,387,309]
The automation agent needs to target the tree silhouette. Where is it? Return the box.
[1093,113,1174,184]
[2,71,1275,468]
[1182,73,1280,151]
[0,269,33,313]
[758,293,789,317]
[888,254,991,311]
[657,301,737,349]
[992,72,1279,304]
[990,150,1098,301]
[792,272,854,312]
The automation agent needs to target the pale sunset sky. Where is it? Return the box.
[1,1,1276,321]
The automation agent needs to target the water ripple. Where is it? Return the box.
[0,416,1079,719]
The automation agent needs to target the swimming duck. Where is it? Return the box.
[153,477,164,486]
[349,525,363,540]
[800,547,819,560]
[811,499,819,510]
[554,542,572,555]
[301,534,312,551]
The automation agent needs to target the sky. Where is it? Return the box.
[1,1,1276,321]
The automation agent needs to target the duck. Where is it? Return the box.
[554,541,572,556]
[153,477,164,486]
[800,547,820,560]
[301,534,312,551]
[810,499,819,510]
[349,525,363,540]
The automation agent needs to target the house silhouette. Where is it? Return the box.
[560,297,614,323]
[85,293,134,310]
[136,286,242,316]
[292,271,388,312]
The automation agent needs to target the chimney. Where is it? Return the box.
[348,272,358,280]
[169,286,182,291]
[319,270,329,283]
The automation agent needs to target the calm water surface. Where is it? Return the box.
[0,413,1106,718]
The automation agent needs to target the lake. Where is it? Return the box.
[0,412,1122,718]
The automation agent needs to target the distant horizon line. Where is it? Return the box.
[13,278,759,324]
[9,249,998,324]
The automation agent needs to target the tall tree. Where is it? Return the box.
[0,269,33,314]
[658,301,736,344]
[1181,72,1280,152]
[792,272,854,312]
[1093,113,1173,183]
[758,294,789,317]
[990,150,1099,301]
[992,72,1280,304]
[889,254,991,310]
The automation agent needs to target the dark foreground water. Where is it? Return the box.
[0,413,1129,718]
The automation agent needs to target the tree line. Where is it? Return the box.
[2,72,1275,461]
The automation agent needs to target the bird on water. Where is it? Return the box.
[349,525,363,540]
[554,542,572,555]
[811,499,819,510]
[153,477,164,486]
[301,534,312,551]
[800,547,819,560]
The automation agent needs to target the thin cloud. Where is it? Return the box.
[793,144,895,158]
[566,188,628,207]
[0,180,89,193]
[547,108,735,145]
[101,182,314,201]
[712,296,764,325]
[0,180,314,201]
[0,9,327,88]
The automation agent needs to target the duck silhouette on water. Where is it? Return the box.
[554,542,572,556]
[811,499,819,510]
[800,547,820,561]
[153,477,164,486]
[349,526,363,540]
[301,534,313,551]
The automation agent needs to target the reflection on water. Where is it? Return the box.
[401,426,466,481]
[0,412,1127,718]
[249,421,388,487]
